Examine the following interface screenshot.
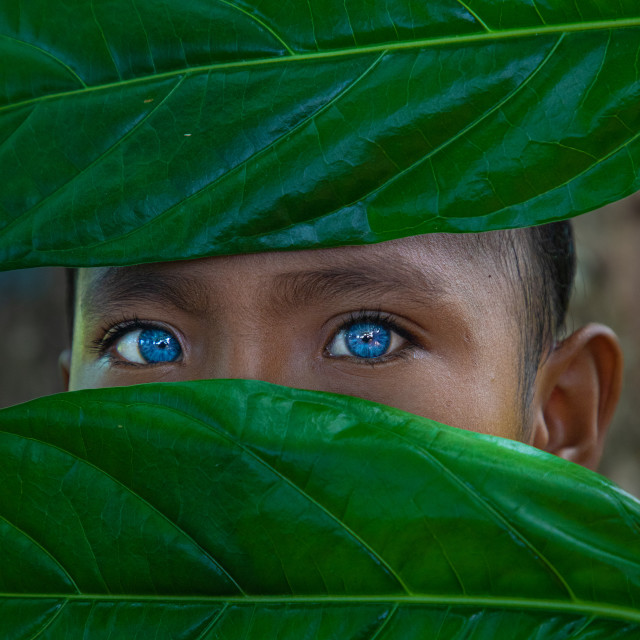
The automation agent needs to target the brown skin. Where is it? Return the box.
[60,235,623,470]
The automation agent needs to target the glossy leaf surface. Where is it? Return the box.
[1,1,640,269]
[0,379,639,637]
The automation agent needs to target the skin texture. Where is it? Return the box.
[61,234,623,469]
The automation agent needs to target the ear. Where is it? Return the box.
[530,324,623,470]
[59,349,71,391]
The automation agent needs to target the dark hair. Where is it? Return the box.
[521,221,576,368]
[485,221,576,419]
[66,267,77,344]
[65,221,576,414]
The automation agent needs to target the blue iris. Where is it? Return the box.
[138,328,182,363]
[345,322,391,358]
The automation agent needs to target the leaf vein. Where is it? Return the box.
[169,32,565,244]
[49,35,564,251]
[360,420,579,601]
[345,33,566,214]
[2,592,640,622]
[71,51,389,251]
[368,603,398,639]
[0,431,245,595]
[124,401,413,594]
[481,122,640,217]
[452,0,493,32]
[565,616,596,638]
[0,105,36,149]
[0,75,187,236]
[193,603,229,639]
[2,18,639,114]
[0,513,79,593]
[531,0,549,26]
[214,0,296,55]
[129,0,157,74]
[0,34,87,88]
[88,0,122,81]
[26,599,69,640]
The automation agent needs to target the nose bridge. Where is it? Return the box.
[208,315,284,384]
[199,258,291,384]
[225,332,272,381]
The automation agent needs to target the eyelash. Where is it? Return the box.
[326,309,419,365]
[90,316,176,367]
[91,310,419,368]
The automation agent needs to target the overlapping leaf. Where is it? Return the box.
[0,379,639,637]
[1,0,640,269]
[2,2,640,637]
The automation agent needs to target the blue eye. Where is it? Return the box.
[115,327,182,364]
[345,322,390,358]
[327,320,404,359]
[139,329,182,363]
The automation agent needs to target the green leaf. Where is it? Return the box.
[0,379,639,637]
[2,1,640,269]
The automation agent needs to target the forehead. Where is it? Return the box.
[77,233,514,314]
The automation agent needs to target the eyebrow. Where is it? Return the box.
[267,260,449,310]
[80,257,450,323]
[81,267,211,321]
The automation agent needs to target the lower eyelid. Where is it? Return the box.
[327,344,418,367]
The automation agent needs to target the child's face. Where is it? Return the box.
[64,231,623,469]
[67,235,527,441]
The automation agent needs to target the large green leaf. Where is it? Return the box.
[1,0,640,269]
[0,379,639,637]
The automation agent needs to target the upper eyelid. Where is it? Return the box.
[331,311,417,344]
[335,310,399,330]
[92,318,183,357]
[91,319,145,353]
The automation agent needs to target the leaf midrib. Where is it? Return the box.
[2,16,640,114]
[3,593,640,623]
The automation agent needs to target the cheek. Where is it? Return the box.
[390,347,521,439]
[309,353,521,440]
[68,353,106,391]
[408,373,521,440]
[451,350,523,440]
[68,333,122,391]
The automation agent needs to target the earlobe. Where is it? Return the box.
[59,349,71,391]
[530,324,623,470]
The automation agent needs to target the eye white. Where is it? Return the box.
[327,330,351,356]
[114,329,145,363]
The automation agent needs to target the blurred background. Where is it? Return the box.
[1,196,639,498]
[568,193,640,499]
